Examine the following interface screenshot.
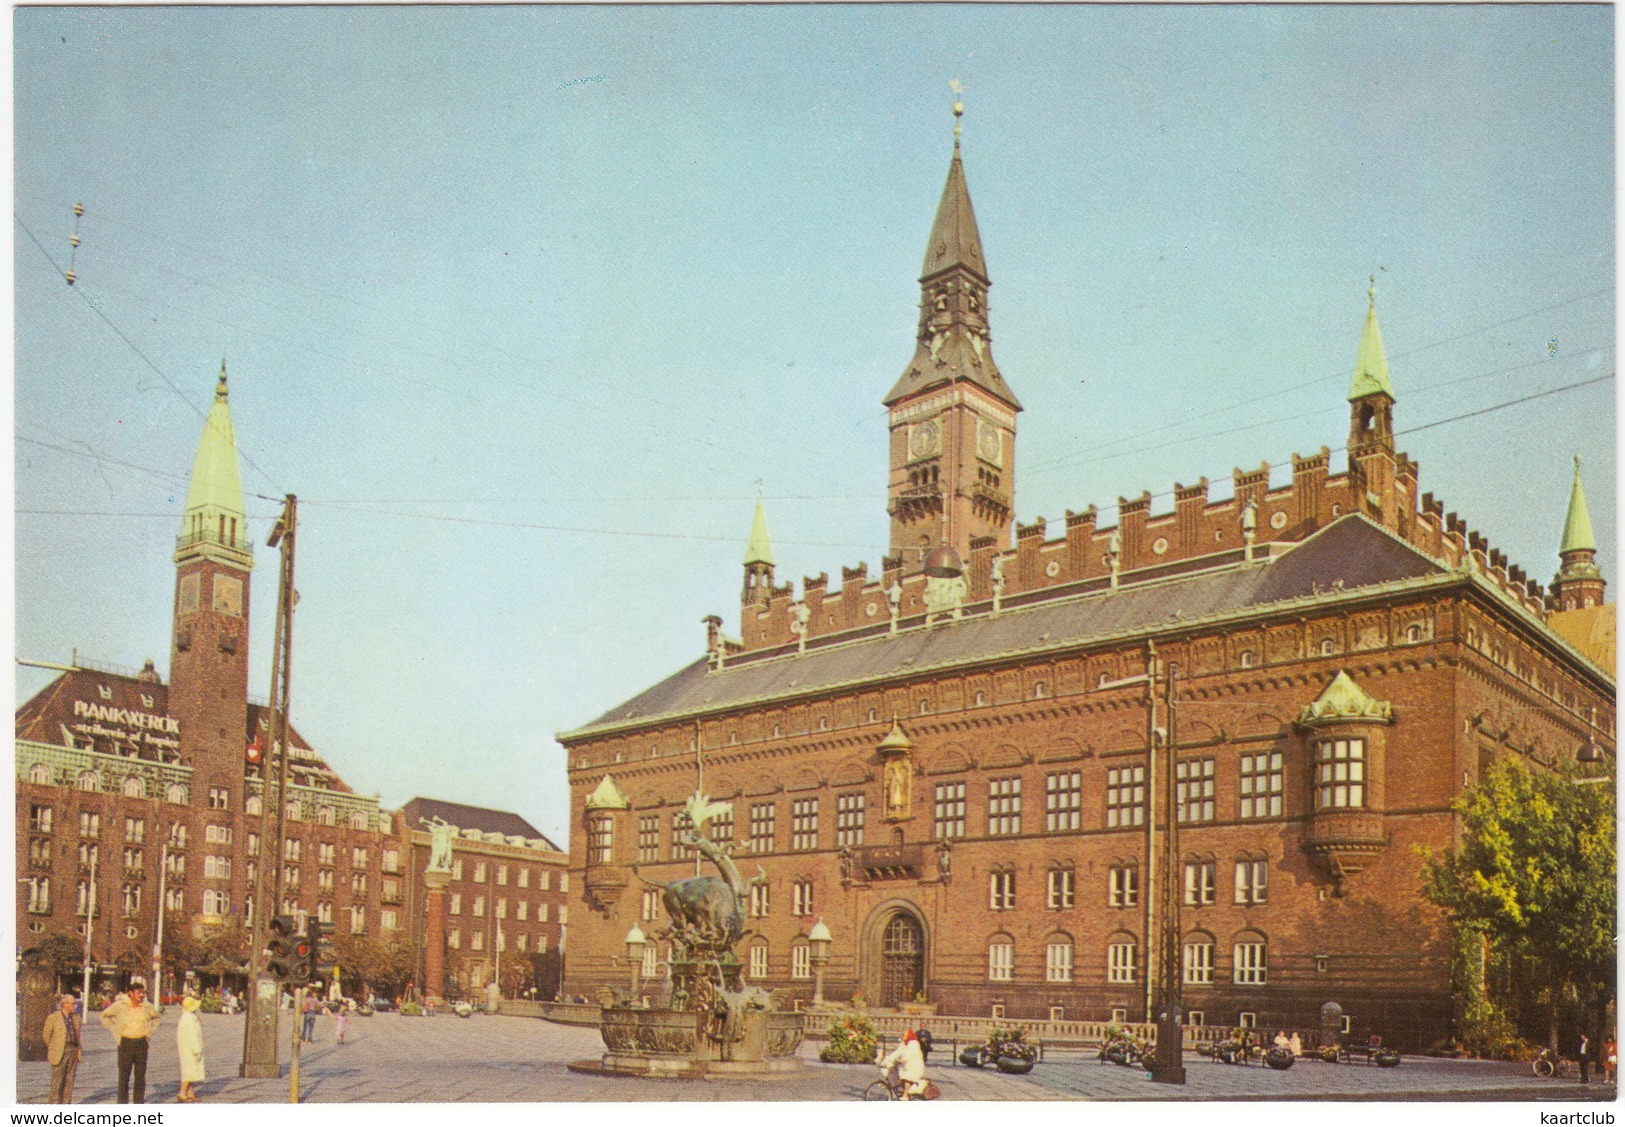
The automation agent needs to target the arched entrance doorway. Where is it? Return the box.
[879,914,925,1008]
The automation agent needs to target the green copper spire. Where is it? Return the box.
[175,362,252,567]
[1561,455,1597,554]
[1348,278,1395,401]
[743,499,775,567]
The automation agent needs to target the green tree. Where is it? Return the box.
[1420,755,1616,1048]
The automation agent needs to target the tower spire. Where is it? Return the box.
[1349,276,1394,401]
[1552,455,1606,611]
[176,360,252,568]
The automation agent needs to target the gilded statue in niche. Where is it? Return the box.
[884,758,912,820]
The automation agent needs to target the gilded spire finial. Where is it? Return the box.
[1368,274,1376,307]
[949,79,965,146]
[216,358,228,399]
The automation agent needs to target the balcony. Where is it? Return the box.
[851,843,932,882]
[1303,809,1388,892]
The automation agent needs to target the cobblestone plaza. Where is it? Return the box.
[13,1012,1615,1104]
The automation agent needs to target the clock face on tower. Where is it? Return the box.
[976,419,1002,465]
[909,419,941,460]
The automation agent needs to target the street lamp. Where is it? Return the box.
[625,924,646,1001]
[808,918,832,1009]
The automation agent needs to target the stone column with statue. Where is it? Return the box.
[421,817,456,1003]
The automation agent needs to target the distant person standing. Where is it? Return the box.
[300,996,317,1044]
[1579,1033,1592,1083]
[42,994,83,1103]
[335,1003,350,1045]
[100,981,161,1103]
[175,997,205,1102]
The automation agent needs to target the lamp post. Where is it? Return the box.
[809,919,832,1009]
[625,924,646,1001]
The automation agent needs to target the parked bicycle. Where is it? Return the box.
[1533,1048,1578,1079]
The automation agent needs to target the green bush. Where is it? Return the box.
[820,1015,879,1063]
[199,995,223,1014]
[399,1001,424,1016]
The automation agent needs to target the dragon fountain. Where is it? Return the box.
[579,792,806,1077]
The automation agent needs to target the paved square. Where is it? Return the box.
[14,1012,1617,1103]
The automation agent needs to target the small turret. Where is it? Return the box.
[742,499,775,606]
[1551,456,1606,611]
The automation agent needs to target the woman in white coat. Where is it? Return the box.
[176,996,205,1102]
[879,1029,928,1100]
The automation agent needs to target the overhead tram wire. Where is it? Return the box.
[25,373,1612,558]
[1021,289,1616,479]
[15,209,286,499]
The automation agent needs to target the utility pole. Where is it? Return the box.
[241,495,298,1078]
[1150,661,1186,1084]
[1141,642,1160,1026]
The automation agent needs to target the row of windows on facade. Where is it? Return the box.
[588,743,1363,863]
[445,893,564,924]
[444,928,550,954]
[624,935,1267,987]
[22,876,409,935]
[440,858,563,891]
[28,808,406,869]
[27,767,379,828]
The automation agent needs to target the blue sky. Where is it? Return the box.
[13,6,1614,848]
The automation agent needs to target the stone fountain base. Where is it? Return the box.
[569,1006,806,1079]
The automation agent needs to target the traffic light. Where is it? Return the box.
[266,916,300,981]
[307,919,337,984]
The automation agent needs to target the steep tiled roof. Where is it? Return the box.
[399,796,558,851]
[564,515,1448,739]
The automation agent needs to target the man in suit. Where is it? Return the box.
[99,981,161,1103]
[42,995,82,1103]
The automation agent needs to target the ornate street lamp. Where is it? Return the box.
[808,918,832,1009]
[625,924,646,1000]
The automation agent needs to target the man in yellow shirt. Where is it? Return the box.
[99,982,160,1103]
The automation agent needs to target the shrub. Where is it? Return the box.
[399,1001,424,1016]
[198,994,223,1014]
[820,1015,880,1063]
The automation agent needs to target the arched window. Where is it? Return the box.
[285,800,301,821]
[1044,933,1074,983]
[122,777,145,798]
[1033,682,1048,699]
[245,795,262,816]
[1233,931,1268,985]
[791,940,811,980]
[1406,624,1423,643]
[316,806,336,826]
[1182,931,1216,985]
[1239,650,1256,669]
[974,691,987,707]
[29,763,51,785]
[76,771,99,792]
[1319,639,1335,656]
[349,811,368,830]
[166,783,188,805]
[1106,932,1138,984]
[748,941,769,979]
[987,934,1015,982]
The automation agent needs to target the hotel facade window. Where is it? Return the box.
[791,799,819,851]
[792,879,814,917]
[1235,858,1269,905]
[988,939,1014,982]
[1108,865,1138,908]
[749,804,777,853]
[1045,939,1074,983]
[1184,860,1216,907]
[1234,938,1268,985]
[988,868,1015,911]
[1184,938,1215,985]
[1107,938,1137,984]
[637,816,660,863]
[1047,866,1075,910]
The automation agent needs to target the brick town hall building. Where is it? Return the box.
[16,370,569,1000]
[559,124,1615,1049]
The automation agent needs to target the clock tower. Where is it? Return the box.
[884,104,1019,572]
[169,364,254,808]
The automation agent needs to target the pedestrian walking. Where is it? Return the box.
[300,996,317,1044]
[1603,1035,1616,1084]
[42,994,83,1104]
[99,981,161,1104]
[1579,1033,1591,1083]
[335,1004,350,1045]
[176,997,205,1102]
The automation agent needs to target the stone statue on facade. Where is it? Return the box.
[886,581,903,634]
[923,572,968,626]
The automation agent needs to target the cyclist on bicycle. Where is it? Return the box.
[879,1028,928,1100]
